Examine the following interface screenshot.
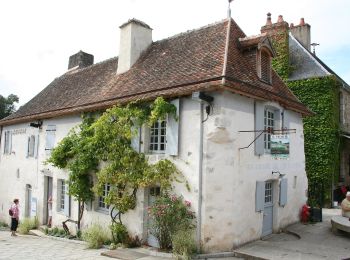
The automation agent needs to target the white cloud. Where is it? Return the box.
[0,0,349,105]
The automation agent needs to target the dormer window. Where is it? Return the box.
[258,49,272,84]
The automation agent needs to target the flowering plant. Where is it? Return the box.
[148,194,195,249]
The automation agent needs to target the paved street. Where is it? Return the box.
[0,231,108,260]
[234,208,350,259]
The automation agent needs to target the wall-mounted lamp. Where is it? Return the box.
[272,171,286,178]
[29,120,43,128]
[192,91,214,122]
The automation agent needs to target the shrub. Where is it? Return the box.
[0,221,8,227]
[110,222,128,244]
[148,194,195,249]
[18,217,39,234]
[172,229,196,260]
[126,235,142,248]
[82,224,111,249]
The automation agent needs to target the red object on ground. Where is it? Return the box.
[301,204,310,223]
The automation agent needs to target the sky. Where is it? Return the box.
[1,0,349,107]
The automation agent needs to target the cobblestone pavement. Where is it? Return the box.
[0,231,108,260]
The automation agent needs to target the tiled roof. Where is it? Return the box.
[0,19,311,126]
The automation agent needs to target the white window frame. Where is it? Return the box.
[149,120,167,153]
[27,135,36,157]
[3,130,12,154]
[57,179,70,216]
[264,108,275,152]
[98,183,111,211]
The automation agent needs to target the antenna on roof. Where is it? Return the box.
[228,0,234,18]
[310,43,320,55]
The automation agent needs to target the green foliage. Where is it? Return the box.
[172,229,196,260]
[148,194,195,249]
[82,224,111,249]
[110,222,128,244]
[288,76,340,205]
[271,31,290,80]
[0,221,8,227]
[0,94,19,119]
[18,217,39,234]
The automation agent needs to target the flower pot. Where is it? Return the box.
[310,207,322,222]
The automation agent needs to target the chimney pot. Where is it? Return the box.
[266,12,272,25]
[277,15,284,23]
[299,18,305,26]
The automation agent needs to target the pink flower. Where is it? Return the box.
[171,195,177,202]
[185,200,191,207]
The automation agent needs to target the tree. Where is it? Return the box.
[0,94,19,119]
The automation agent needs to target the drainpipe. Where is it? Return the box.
[196,103,204,252]
[0,126,2,161]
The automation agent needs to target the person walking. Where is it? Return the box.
[341,191,350,218]
[10,199,20,236]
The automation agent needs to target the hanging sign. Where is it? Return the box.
[271,134,289,159]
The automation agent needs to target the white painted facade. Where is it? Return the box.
[0,91,307,252]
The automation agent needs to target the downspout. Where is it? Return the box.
[196,102,204,252]
[0,126,2,161]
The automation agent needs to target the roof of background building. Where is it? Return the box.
[289,34,350,91]
[0,18,311,126]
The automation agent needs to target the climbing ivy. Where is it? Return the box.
[271,31,290,80]
[47,97,181,226]
[288,76,340,205]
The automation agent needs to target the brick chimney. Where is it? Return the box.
[68,51,94,70]
[117,18,152,74]
[289,18,311,51]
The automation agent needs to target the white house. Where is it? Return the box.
[0,17,311,252]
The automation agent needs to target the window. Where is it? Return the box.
[149,186,161,197]
[257,49,272,84]
[27,135,36,157]
[3,131,12,154]
[57,179,70,216]
[149,120,166,152]
[265,181,273,204]
[98,183,111,210]
[45,125,56,154]
[264,109,274,151]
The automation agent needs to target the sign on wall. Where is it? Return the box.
[271,134,290,159]
[30,197,37,217]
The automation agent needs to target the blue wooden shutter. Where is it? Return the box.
[131,126,141,152]
[166,99,180,156]
[45,125,56,154]
[254,101,265,156]
[255,181,265,212]
[279,178,288,207]
[26,137,30,158]
[34,135,39,158]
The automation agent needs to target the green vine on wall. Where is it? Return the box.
[288,76,340,205]
[271,31,290,80]
[47,97,182,227]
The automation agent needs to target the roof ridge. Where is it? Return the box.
[154,18,228,44]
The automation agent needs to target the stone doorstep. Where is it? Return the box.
[195,252,237,259]
[232,251,268,260]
